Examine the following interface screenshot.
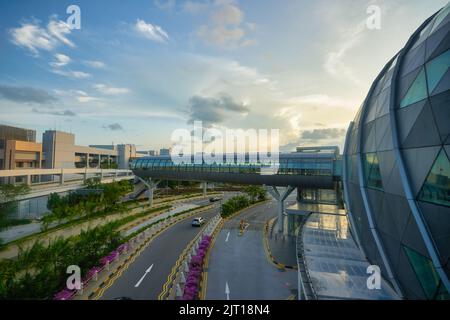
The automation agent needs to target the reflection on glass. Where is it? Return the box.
[418,148,450,207]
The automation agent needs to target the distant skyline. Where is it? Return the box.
[0,0,448,151]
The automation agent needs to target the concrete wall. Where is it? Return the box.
[43,131,76,169]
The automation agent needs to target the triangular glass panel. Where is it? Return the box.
[418,148,450,207]
[426,49,450,93]
[364,152,384,190]
[430,4,450,35]
[400,68,428,108]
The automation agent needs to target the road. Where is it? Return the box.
[99,192,239,300]
[205,199,298,300]
[99,207,218,300]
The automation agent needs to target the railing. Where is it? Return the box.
[53,215,185,300]
[0,168,133,178]
[295,213,317,300]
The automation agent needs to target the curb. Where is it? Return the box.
[263,218,298,271]
[157,219,212,300]
[86,205,215,300]
[198,218,224,300]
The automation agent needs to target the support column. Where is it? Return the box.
[202,181,207,198]
[138,177,160,207]
[59,169,65,186]
[265,185,295,234]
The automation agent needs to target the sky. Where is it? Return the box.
[0,0,448,152]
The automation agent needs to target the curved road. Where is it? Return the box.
[205,199,298,300]
[99,192,239,300]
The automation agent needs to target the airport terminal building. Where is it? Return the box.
[132,3,450,300]
[342,3,450,299]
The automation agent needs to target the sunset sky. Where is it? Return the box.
[0,0,448,151]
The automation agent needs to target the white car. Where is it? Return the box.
[191,217,205,227]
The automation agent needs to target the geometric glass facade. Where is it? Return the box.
[418,148,450,207]
[403,245,449,300]
[343,3,450,299]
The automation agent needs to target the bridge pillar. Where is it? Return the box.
[59,169,65,186]
[202,181,207,198]
[137,177,160,206]
[266,186,295,234]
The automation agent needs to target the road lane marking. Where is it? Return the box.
[225,231,230,242]
[225,282,230,300]
[134,264,154,288]
[92,207,215,300]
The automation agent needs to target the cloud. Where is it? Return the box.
[94,84,130,95]
[280,128,347,152]
[182,1,210,14]
[83,60,106,69]
[72,90,101,103]
[196,1,256,49]
[323,20,367,86]
[301,128,346,140]
[134,19,169,43]
[9,18,74,54]
[154,0,176,11]
[47,19,75,48]
[103,123,124,131]
[50,53,71,67]
[32,108,76,116]
[0,84,57,104]
[187,93,249,126]
[51,69,91,79]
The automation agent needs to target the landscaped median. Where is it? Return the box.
[0,203,212,300]
[162,193,270,300]
[158,214,222,300]
[74,204,215,300]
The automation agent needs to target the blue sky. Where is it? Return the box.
[0,0,448,151]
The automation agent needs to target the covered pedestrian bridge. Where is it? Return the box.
[131,147,342,234]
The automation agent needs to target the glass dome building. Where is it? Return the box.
[343,3,450,299]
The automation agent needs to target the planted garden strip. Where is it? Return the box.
[72,205,214,300]
[198,218,224,300]
[160,214,222,300]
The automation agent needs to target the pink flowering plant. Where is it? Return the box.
[182,235,212,300]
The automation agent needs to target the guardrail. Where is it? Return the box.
[159,214,222,300]
[54,206,214,300]
[295,213,317,300]
[0,168,133,178]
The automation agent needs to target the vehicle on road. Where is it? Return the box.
[191,217,205,227]
[209,197,222,202]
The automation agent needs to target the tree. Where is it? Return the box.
[244,185,266,203]
[0,184,30,231]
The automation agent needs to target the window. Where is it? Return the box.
[403,245,449,299]
[400,68,428,108]
[429,4,450,34]
[426,49,450,94]
[363,153,383,190]
[418,148,450,207]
